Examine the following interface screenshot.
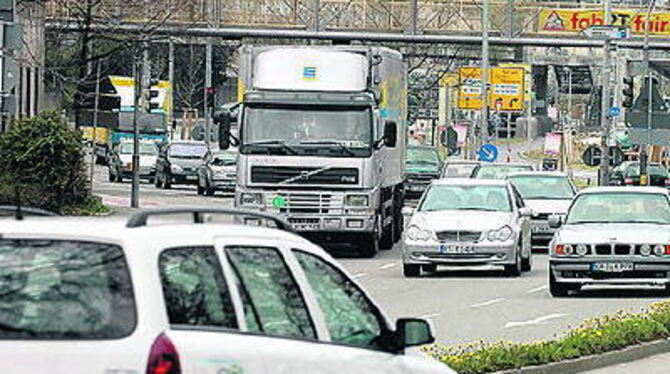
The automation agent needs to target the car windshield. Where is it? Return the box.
[474,164,532,179]
[211,152,237,166]
[443,163,479,178]
[419,185,512,212]
[170,143,208,158]
[119,142,158,155]
[0,239,136,339]
[566,192,670,225]
[243,105,372,157]
[508,175,575,200]
[407,148,440,167]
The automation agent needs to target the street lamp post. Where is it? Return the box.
[562,67,572,172]
[599,0,613,186]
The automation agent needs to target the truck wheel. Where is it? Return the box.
[393,187,404,243]
[549,270,570,297]
[359,232,379,258]
[379,223,394,250]
[403,264,420,278]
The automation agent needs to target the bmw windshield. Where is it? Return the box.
[242,105,373,157]
[566,193,670,225]
[508,175,575,200]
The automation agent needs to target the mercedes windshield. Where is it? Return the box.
[241,105,373,157]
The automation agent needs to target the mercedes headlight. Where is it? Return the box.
[346,195,369,207]
[406,225,433,241]
[487,225,513,242]
[240,193,263,206]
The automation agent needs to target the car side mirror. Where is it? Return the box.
[401,206,415,216]
[383,120,397,148]
[396,318,435,348]
[548,214,563,229]
[519,207,533,217]
[215,110,232,150]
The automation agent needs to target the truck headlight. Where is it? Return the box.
[241,193,263,206]
[486,225,513,242]
[406,225,433,241]
[346,195,369,207]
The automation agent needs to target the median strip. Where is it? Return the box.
[423,301,670,374]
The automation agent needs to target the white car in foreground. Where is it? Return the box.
[0,207,452,374]
[549,187,670,297]
[402,179,533,277]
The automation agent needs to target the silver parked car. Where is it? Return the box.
[471,162,532,180]
[548,187,670,297]
[506,172,577,250]
[402,179,533,277]
[197,149,238,195]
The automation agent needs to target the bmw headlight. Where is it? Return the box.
[487,225,513,242]
[576,244,589,256]
[346,195,369,207]
[654,244,665,256]
[171,164,183,173]
[640,244,652,256]
[406,225,433,241]
[563,244,574,255]
[240,193,263,206]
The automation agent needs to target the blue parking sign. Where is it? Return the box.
[478,143,499,162]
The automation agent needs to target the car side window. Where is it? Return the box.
[511,187,525,209]
[159,247,238,329]
[293,250,385,350]
[226,246,316,339]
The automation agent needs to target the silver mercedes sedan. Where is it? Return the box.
[548,187,670,297]
[402,179,533,277]
[506,172,577,250]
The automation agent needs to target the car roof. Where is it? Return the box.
[478,162,531,168]
[0,218,323,256]
[506,171,569,178]
[432,178,509,187]
[578,186,670,195]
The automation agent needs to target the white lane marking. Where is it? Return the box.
[527,285,548,294]
[471,298,505,308]
[379,263,397,270]
[419,313,440,319]
[505,313,568,329]
[352,273,368,279]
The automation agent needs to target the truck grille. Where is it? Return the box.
[269,192,344,214]
[252,166,358,185]
[436,231,482,243]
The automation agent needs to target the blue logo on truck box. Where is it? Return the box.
[302,66,317,81]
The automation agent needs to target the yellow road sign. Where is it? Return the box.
[489,67,525,111]
[458,67,483,110]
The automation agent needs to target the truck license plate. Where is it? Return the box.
[591,262,634,272]
[439,244,473,254]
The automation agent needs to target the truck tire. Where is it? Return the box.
[393,186,404,243]
[379,224,394,250]
[359,232,379,258]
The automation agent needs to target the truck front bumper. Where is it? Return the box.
[403,241,517,267]
[550,258,670,286]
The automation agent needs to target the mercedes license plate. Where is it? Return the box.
[439,244,473,254]
[532,225,551,234]
[591,262,634,273]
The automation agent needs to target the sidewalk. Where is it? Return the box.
[581,351,670,374]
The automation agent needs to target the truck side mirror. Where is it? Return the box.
[214,110,232,150]
[384,120,397,148]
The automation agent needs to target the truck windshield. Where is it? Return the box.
[242,105,372,157]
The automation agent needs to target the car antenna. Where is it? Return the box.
[14,185,23,221]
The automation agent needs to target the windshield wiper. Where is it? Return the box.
[297,140,357,156]
[458,208,503,212]
[245,140,298,155]
[567,220,615,224]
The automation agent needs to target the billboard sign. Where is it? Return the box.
[539,9,670,36]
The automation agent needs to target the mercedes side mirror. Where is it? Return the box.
[548,214,563,229]
[383,120,397,148]
[401,206,415,216]
[396,318,435,348]
[214,110,232,150]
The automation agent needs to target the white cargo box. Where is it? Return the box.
[253,49,368,92]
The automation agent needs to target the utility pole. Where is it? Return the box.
[507,0,514,38]
[205,42,212,147]
[640,0,656,186]
[478,0,490,153]
[89,59,101,194]
[599,0,612,186]
[168,41,175,140]
[410,0,419,35]
[131,50,142,208]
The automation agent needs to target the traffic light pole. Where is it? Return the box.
[599,0,612,186]
[89,59,101,194]
[640,0,656,186]
[479,0,490,154]
[131,51,142,208]
[204,42,212,147]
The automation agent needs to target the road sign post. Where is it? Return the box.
[581,25,631,40]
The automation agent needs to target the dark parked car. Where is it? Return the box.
[155,141,208,189]
[197,150,238,196]
[610,161,670,187]
[404,146,442,199]
[440,160,480,178]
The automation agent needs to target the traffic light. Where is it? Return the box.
[144,79,160,112]
[206,87,217,109]
[622,76,634,108]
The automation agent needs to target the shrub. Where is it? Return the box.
[0,112,93,214]
[423,301,670,374]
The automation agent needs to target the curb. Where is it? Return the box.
[496,338,670,374]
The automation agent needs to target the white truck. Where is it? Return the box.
[217,46,407,257]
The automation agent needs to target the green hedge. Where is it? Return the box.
[0,112,108,215]
[423,301,670,374]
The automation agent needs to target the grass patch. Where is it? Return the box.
[62,195,110,216]
[422,301,670,374]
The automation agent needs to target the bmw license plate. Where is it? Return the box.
[439,244,473,254]
[591,262,634,272]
